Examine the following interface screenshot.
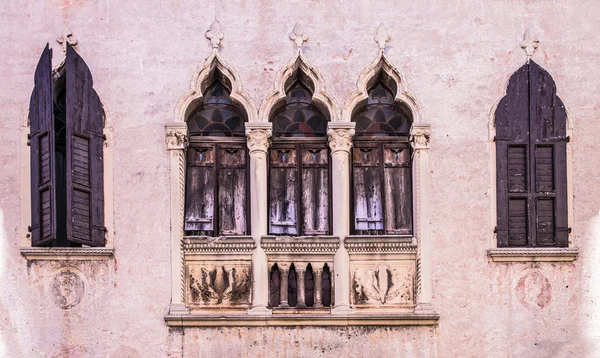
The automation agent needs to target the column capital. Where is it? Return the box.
[165,122,188,151]
[327,122,356,154]
[246,122,272,154]
[410,124,431,150]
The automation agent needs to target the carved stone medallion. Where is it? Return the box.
[351,262,414,307]
[51,269,85,309]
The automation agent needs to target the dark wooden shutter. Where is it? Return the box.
[29,44,56,246]
[529,61,568,247]
[269,145,299,235]
[65,43,105,246]
[383,145,412,234]
[300,145,329,235]
[217,144,247,235]
[185,145,215,235]
[352,144,383,234]
[496,61,568,247]
[495,64,530,247]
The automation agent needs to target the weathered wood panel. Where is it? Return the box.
[383,146,412,234]
[269,147,298,235]
[301,146,329,235]
[185,146,215,235]
[218,145,247,235]
[353,146,383,234]
[30,44,56,246]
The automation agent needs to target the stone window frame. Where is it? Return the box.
[20,49,115,261]
[487,60,577,263]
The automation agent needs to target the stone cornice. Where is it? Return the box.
[487,247,579,262]
[164,312,439,327]
[261,236,339,254]
[20,247,114,261]
[183,236,256,254]
[345,236,417,254]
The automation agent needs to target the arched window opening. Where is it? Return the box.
[305,263,315,307]
[494,61,568,247]
[268,72,331,236]
[269,264,281,307]
[351,71,413,235]
[287,264,298,307]
[184,75,249,237]
[321,264,332,307]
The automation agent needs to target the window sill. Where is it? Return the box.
[487,247,579,262]
[164,312,439,327]
[20,247,114,261]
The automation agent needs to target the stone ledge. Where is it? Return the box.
[487,247,579,262]
[164,313,440,327]
[20,247,114,261]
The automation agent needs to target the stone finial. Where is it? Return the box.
[520,28,539,59]
[56,28,78,53]
[374,23,390,50]
[290,22,308,49]
[206,19,224,50]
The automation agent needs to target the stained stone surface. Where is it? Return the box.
[0,0,599,357]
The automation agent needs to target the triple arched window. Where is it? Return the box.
[268,73,331,236]
[184,74,249,236]
[351,72,413,235]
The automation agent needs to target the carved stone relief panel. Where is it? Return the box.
[186,261,252,308]
[351,260,415,308]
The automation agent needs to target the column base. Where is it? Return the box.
[331,305,355,315]
[168,303,190,315]
[248,306,273,316]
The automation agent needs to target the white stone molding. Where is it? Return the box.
[174,50,257,124]
[520,28,539,59]
[20,247,114,261]
[342,50,422,124]
[183,236,256,255]
[488,248,579,262]
[205,19,224,51]
[344,236,417,254]
[374,23,390,50]
[56,28,78,53]
[165,121,189,315]
[245,122,273,315]
[289,22,308,49]
[258,47,338,122]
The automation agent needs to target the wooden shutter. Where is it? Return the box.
[383,145,412,234]
[218,144,247,235]
[65,43,105,246]
[529,61,568,247]
[29,44,56,246]
[269,145,298,235]
[185,145,215,235]
[496,61,568,247]
[352,144,383,234]
[300,145,329,235]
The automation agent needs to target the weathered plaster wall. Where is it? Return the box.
[1,0,599,357]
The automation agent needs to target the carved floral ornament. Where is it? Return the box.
[410,126,431,150]
[327,127,355,153]
[166,128,188,150]
[246,127,272,153]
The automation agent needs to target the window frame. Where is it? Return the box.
[267,136,333,236]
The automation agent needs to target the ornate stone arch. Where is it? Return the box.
[342,51,422,125]
[175,51,257,124]
[259,50,338,123]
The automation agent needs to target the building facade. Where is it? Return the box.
[1,1,600,356]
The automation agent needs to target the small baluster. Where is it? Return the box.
[314,266,323,308]
[279,265,289,308]
[297,266,306,308]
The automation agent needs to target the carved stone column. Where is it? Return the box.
[410,124,433,312]
[297,267,306,308]
[246,122,273,315]
[279,265,290,308]
[165,122,189,315]
[314,266,323,308]
[327,122,356,315]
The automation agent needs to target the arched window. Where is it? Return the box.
[184,74,249,236]
[29,43,105,247]
[351,72,413,235]
[268,73,331,235]
[495,61,568,247]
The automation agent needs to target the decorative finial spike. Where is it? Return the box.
[374,23,390,51]
[520,28,539,59]
[206,19,224,50]
[290,22,308,49]
[56,27,78,53]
